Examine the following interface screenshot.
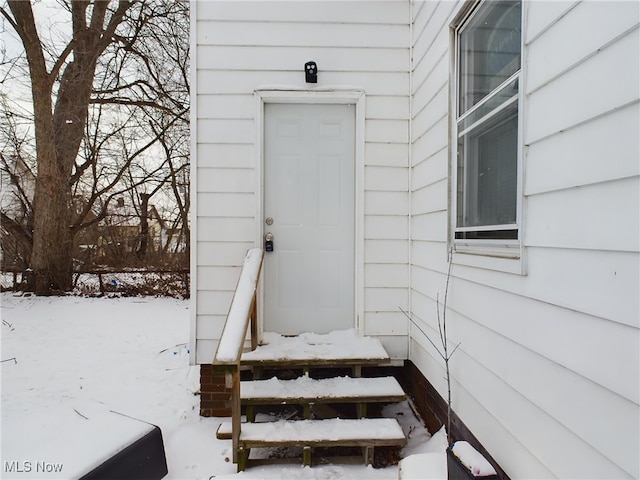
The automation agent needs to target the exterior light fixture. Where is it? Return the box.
[305,61,318,83]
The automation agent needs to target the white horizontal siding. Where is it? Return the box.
[194,1,411,364]
[411,265,639,405]
[366,95,410,120]
[410,116,448,164]
[195,339,216,364]
[411,211,448,242]
[197,241,255,266]
[365,191,409,216]
[365,264,409,288]
[197,192,255,217]
[197,266,241,291]
[196,119,254,144]
[364,287,408,320]
[365,143,409,167]
[198,95,255,119]
[525,176,639,253]
[196,20,408,48]
[411,86,447,144]
[196,290,234,316]
[366,166,408,191]
[409,1,639,478]
[197,169,255,193]
[196,315,225,340]
[365,239,409,264]
[364,312,408,336]
[411,148,448,190]
[525,26,639,144]
[197,1,409,25]
[198,45,408,73]
[197,144,254,168]
[525,1,639,92]
[365,215,408,240]
[198,70,410,96]
[411,179,447,215]
[525,1,578,42]
[450,247,640,330]
[525,102,639,195]
[197,218,255,243]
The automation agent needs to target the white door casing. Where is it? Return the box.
[262,102,356,335]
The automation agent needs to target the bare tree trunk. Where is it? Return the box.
[137,193,150,260]
[30,164,73,293]
[4,0,131,294]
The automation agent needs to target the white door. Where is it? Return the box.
[263,103,355,335]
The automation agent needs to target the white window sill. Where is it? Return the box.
[453,240,527,275]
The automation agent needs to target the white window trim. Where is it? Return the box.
[449,0,527,276]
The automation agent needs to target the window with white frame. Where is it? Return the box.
[454,0,522,245]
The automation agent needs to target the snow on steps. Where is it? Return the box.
[225,328,407,471]
[241,329,390,367]
[217,375,406,439]
[239,417,405,445]
[237,418,406,470]
[241,375,406,404]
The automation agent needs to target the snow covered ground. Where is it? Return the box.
[1,293,444,479]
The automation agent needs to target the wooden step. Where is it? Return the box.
[236,417,406,471]
[241,330,390,368]
[216,376,406,439]
[241,375,406,405]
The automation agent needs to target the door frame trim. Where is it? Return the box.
[255,89,366,342]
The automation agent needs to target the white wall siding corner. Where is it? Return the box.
[410,0,639,478]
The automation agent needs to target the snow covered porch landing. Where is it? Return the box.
[210,249,408,471]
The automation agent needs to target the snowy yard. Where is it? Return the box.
[1,293,444,479]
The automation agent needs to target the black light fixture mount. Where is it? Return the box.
[305,61,318,83]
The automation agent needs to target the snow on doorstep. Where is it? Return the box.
[241,375,404,400]
[239,418,405,443]
[242,329,389,362]
[214,248,263,363]
[451,441,497,477]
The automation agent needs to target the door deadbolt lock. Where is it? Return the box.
[265,217,274,225]
[264,232,274,252]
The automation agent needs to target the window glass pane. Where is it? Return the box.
[459,0,521,115]
[459,76,518,133]
[457,102,518,228]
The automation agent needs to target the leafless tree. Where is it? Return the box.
[0,93,35,270]
[1,0,189,294]
[401,249,459,443]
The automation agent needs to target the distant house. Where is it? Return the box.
[0,155,35,269]
[191,1,639,478]
[97,197,166,260]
